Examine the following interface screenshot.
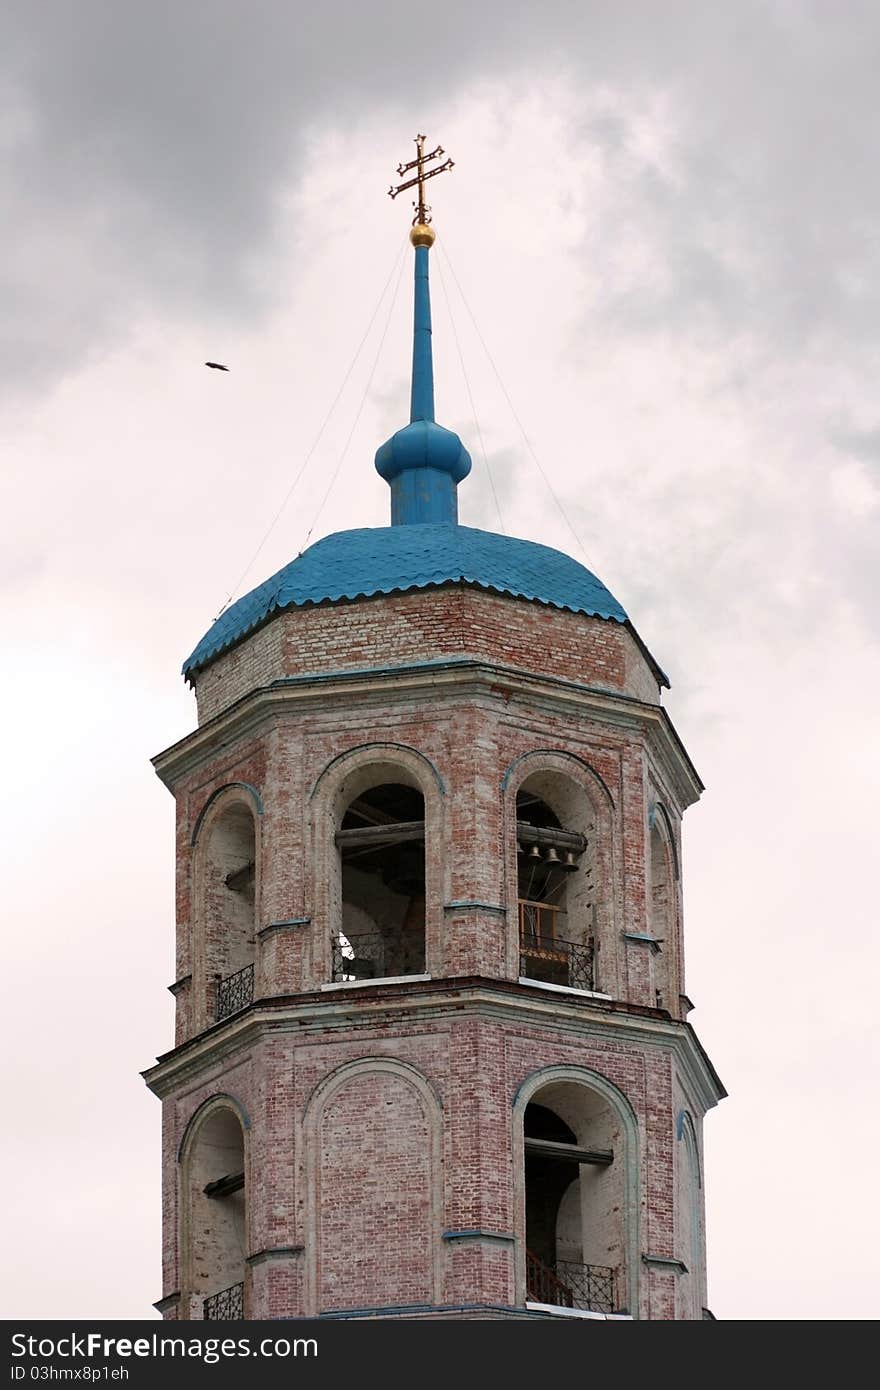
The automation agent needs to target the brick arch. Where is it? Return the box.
[502,747,615,809]
[512,1064,640,1317]
[191,786,261,1031]
[649,800,680,880]
[178,1095,250,1320]
[308,743,446,985]
[190,781,264,846]
[648,807,679,1013]
[501,749,620,993]
[675,1109,703,1317]
[675,1108,702,1189]
[301,1058,444,1315]
[309,741,445,802]
[177,1092,252,1163]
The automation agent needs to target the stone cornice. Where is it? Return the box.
[142,976,725,1113]
[152,657,703,807]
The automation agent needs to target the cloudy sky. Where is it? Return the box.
[3,1,878,1321]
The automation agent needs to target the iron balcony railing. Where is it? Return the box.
[216,963,254,1021]
[555,1259,616,1314]
[519,903,594,992]
[526,1252,616,1314]
[203,1281,244,1320]
[526,1251,574,1308]
[332,931,425,983]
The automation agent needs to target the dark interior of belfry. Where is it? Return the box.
[337,783,427,981]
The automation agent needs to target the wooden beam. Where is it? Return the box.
[335,821,425,850]
[345,797,401,827]
[517,823,587,854]
[204,1171,245,1198]
[524,1137,613,1166]
[225,862,255,892]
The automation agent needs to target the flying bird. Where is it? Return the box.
[204,361,229,371]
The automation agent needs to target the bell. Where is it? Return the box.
[528,843,542,859]
[545,846,560,864]
[562,851,578,871]
[516,841,525,856]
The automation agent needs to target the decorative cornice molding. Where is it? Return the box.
[142,977,726,1112]
[642,1254,689,1274]
[444,900,506,914]
[442,1229,515,1245]
[246,1245,304,1267]
[152,1292,180,1314]
[257,918,310,939]
[623,932,663,955]
[152,657,702,806]
[167,974,192,996]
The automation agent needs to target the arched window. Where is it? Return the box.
[332,781,426,982]
[676,1111,703,1319]
[184,1106,247,1320]
[649,818,674,1011]
[516,772,597,992]
[523,1081,625,1315]
[201,802,257,1022]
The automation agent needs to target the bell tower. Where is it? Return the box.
[144,137,724,1322]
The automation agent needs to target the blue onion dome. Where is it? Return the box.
[375,419,471,485]
[185,213,667,691]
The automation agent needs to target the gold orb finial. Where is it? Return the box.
[410,223,436,248]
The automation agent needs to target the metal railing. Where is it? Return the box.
[555,1259,616,1314]
[203,1281,244,1320]
[332,931,425,983]
[519,916,594,991]
[216,963,254,1021]
[526,1251,574,1308]
[526,1253,616,1314]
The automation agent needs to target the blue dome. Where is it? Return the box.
[375,420,471,486]
[183,525,640,680]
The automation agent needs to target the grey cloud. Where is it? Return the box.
[831,426,880,464]
[5,2,880,393]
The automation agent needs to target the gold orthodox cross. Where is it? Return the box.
[388,133,454,227]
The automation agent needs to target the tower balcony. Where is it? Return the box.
[215,963,254,1022]
[526,1251,617,1315]
[518,901,595,992]
[203,1280,244,1320]
[331,930,425,984]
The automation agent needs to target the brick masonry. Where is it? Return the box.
[145,584,723,1321]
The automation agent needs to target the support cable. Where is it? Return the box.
[437,241,598,572]
[213,237,409,619]
[298,244,409,554]
[435,252,506,535]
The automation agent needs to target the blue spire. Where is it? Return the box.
[410,244,435,422]
[375,234,471,525]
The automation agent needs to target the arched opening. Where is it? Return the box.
[676,1112,703,1319]
[516,772,596,992]
[333,781,426,982]
[185,1107,246,1320]
[202,802,256,1021]
[649,821,673,1011]
[523,1082,625,1314]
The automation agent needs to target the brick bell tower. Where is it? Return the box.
[144,137,725,1323]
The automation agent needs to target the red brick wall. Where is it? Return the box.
[193,587,660,723]
[149,576,713,1323]
[315,1070,435,1311]
[153,1008,708,1319]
